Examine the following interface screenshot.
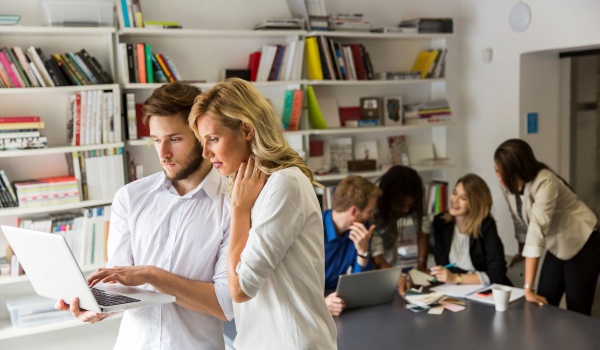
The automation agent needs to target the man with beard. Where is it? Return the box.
[56,82,232,350]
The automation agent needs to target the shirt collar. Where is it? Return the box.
[324,209,348,242]
[147,166,224,200]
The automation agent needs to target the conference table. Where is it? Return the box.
[224,292,600,349]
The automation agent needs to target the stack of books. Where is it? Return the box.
[13,176,80,209]
[329,14,371,31]
[426,181,448,215]
[0,116,46,150]
[404,100,451,125]
[68,90,119,146]
[399,18,454,33]
[0,46,113,88]
[254,18,304,30]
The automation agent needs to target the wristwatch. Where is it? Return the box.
[524,283,535,291]
[456,274,462,285]
[357,251,370,259]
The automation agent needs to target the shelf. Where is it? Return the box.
[306,31,454,39]
[0,142,125,158]
[314,163,454,182]
[119,28,306,38]
[0,84,120,95]
[0,313,122,340]
[123,81,304,90]
[0,26,115,36]
[0,198,113,218]
[301,121,455,136]
[307,78,445,86]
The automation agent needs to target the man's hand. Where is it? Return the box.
[55,298,108,324]
[325,292,345,316]
[348,222,375,257]
[87,265,156,287]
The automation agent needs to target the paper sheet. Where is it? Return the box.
[430,284,486,298]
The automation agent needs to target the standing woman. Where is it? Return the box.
[189,78,336,349]
[430,174,512,286]
[494,138,600,315]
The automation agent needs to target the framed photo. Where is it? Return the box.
[383,95,403,126]
[359,97,382,121]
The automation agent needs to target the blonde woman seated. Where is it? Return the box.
[430,174,512,286]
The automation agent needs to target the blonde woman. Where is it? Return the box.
[430,174,512,286]
[189,78,336,350]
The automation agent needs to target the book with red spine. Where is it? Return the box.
[247,51,261,82]
[0,116,40,123]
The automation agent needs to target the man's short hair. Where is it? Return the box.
[332,176,382,212]
[142,82,202,125]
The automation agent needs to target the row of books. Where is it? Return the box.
[281,89,304,131]
[0,116,47,150]
[251,40,305,82]
[13,176,79,209]
[0,46,112,88]
[124,93,151,140]
[305,36,374,81]
[117,43,182,84]
[66,148,126,201]
[411,49,448,79]
[18,206,111,266]
[426,181,449,215]
[119,0,144,28]
[68,90,121,146]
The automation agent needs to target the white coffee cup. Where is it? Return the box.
[492,286,512,311]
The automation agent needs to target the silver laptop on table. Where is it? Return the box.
[2,225,175,313]
[336,266,403,309]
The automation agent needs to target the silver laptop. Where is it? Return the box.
[2,225,176,313]
[336,266,403,309]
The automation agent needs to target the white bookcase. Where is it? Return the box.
[0,1,457,348]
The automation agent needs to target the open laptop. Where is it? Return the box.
[335,266,403,309]
[2,225,175,313]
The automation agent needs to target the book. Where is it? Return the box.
[281,89,294,129]
[0,116,40,123]
[136,43,146,83]
[288,89,304,131]
[78,49,113,84]
[247,51,261,82]
[0,122,45,130]
[383,96,403,126]
[359,96,382,121]
[304,37,323,80]
[144,44,153,83]
[388,135,410,166]
[306,86,327,129]
[411,50,440,79]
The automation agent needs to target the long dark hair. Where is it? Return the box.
[377,166,424,247]
[494,138,570,194]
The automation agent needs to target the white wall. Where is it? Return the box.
[457,0,600,254]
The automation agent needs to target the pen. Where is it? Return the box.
[443,262,457,269]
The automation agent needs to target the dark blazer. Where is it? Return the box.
[432,213,512,286]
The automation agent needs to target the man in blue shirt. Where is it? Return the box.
[323,175,382,316]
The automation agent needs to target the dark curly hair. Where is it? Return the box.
[376,165,424,249]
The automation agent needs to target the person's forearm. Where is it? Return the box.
[417,232,429,270]
[227,206,252,302]
[524,256,539,288]
[372,255,391,269]
[147,268,226,320]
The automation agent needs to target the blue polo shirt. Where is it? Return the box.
[323,209,373,291]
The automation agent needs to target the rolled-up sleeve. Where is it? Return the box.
[522,178,558,258]
[236,175,303,298]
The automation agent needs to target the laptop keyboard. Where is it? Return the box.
[91,288,141,306]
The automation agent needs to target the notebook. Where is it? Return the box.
[2,225,176,313]
[336,266,403,309]
[465,284,525,304]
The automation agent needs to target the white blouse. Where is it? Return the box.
[233,167,337,350]
[448,226,490,285]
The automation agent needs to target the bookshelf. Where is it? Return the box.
[0,1,458,348]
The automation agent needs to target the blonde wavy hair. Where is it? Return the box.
[188,78,319,190]
[442,173,492,239]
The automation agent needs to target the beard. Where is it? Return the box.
[164,140,204,182]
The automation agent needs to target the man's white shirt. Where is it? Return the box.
[108,168,232,350]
